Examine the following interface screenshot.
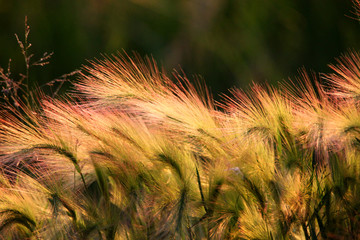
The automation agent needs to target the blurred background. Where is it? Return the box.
[1,0,360,98]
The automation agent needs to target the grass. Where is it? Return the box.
[2,5,360,240]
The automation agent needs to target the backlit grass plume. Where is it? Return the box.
[2,50,360,240]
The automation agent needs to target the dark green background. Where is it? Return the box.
[1,0,360,97]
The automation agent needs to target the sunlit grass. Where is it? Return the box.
[3,6,360,239]
[1,50,360,239]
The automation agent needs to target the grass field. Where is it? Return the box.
[1,2,360,239]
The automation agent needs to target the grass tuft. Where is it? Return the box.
[4,13,360,238]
